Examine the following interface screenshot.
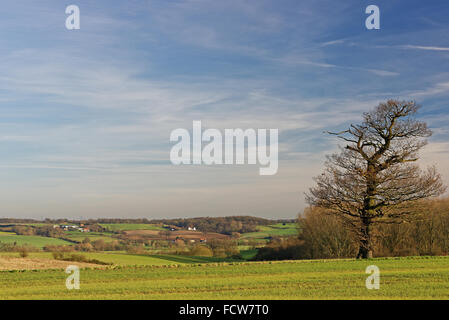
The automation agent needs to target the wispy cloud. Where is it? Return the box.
[320,39,346,47]
[408,81,449,97]
[398,45,449,51]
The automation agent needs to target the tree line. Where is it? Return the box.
[1,216,293,236]
[255,196,449,260]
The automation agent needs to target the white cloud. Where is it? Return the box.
[320,39,346,47]
[398,45,449,52]
[409,81,449,97]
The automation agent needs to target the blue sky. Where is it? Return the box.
[0,0,448,219]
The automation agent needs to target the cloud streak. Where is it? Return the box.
[398,45,449,51]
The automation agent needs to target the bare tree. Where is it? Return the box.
[306,100,446,259]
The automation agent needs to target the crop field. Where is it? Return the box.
[0,256,447,299]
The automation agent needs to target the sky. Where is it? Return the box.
[0,0,449,219]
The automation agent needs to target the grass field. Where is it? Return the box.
[0,232,73,248]
[63,232,117,243]
[240,249,258,260]
[0,256,447,299]
[241,223,298,240]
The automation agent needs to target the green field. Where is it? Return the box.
[0,256,447,299]
[0,232,73,248]
[241,223,298,240]
[100,223,166,232]
[240,249,258,260]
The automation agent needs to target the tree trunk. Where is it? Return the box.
[358,164,376,259]
[357,220,373,259]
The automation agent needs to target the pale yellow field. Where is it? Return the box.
[0,256,103,271]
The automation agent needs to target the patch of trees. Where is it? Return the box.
[188,245,214,257]
[8,224,105,237]
[11,225,36,236]
[179,240,241,259]
[254,197,449,261]
[43,238,123,253]
[253,237,304,261]
[11,225,65,238]
[0,219,38,224]
[206,239,241,258]
[75,238,122,252]
[51,252,111,265]
[0,242,39,253]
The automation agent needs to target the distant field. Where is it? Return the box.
[0,232,72,248]
[0,256,447,299]
[63,232,116,243]
[241,223,298,240]
[100,224,165,232]
[125,229,229,241]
